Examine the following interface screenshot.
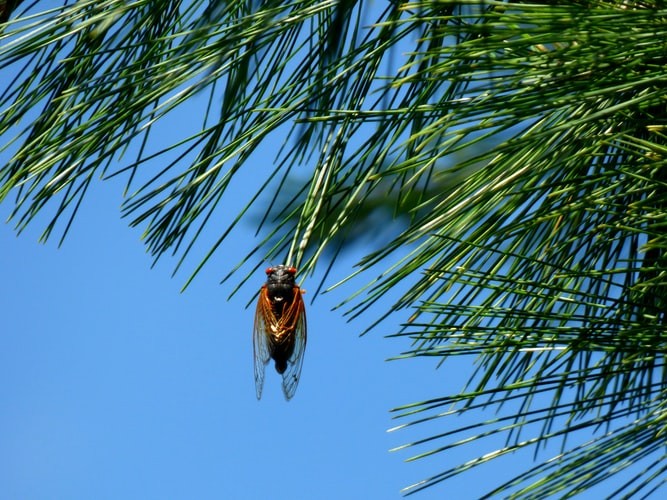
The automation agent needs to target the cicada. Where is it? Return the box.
[253,265,307,400]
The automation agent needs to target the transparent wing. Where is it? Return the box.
[281,288,307,400]
[253,287,272,400]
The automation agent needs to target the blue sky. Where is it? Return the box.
[0,183,496,499]
[2,170,642,500]
[0,6,471,491]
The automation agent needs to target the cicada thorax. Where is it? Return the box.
[266,280,296,316]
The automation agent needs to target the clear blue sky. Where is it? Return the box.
[0,182,491,500]
[1,174,636,500]
[0,11,475,490]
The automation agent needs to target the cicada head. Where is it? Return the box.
[265,265,297,284]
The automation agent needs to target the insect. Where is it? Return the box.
[253,265,307,400]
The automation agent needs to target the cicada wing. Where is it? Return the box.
[281,288,307,400]
[253,286,273,400]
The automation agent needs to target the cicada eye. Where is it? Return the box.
[287,267,297,275]
[265,267,274,275]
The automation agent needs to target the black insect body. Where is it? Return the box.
[264,268,298,373]
[253,265,307,400]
